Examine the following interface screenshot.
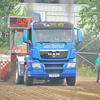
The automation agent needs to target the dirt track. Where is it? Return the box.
[0,77,100,100]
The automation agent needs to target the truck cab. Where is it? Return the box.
[16,21,82,86]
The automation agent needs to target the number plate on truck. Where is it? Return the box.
[49,74,59,77]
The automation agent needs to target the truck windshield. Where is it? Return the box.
[33,29,73,43]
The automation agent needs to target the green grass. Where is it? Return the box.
[0,47,7,54]
[77,66,97,77]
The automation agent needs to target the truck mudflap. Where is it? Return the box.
[17,55,25,76]
[18,62,24,76]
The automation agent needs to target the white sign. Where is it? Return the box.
[49,74,59,77]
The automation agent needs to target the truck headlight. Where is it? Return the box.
[67,63,75,68]
[32,63,41,68]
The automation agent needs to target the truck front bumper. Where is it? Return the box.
[28,68,76,78]
[27,59,76,78]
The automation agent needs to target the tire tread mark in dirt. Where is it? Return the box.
[8,88,46,100]
[23,88,70,100]
[0,86,42,100]
[0,87,19,100]
[1,77,100,100]
[38,86,100,100]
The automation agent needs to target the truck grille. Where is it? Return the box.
[45,69,63,73]
[40,50,68,59]
[44,64,63,68]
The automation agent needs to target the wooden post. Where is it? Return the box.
[10,29,12,52]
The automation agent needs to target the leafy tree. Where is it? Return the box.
[0,0,20,48]
[76,0,100,67]
[77,0,100,36]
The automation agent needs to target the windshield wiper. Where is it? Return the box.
[59,42,67,44]
[35,41,67,44]
[52,42,67,44]
[35,41,51,44]
[42,41,51,43]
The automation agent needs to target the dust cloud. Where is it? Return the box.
[24,0,35,10]
[59,0,73,22]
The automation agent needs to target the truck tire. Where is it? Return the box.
[15,62,24,84]
[66,76,76,86]
[24,65,33,86]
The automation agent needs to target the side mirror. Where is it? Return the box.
[77,29,82,43]
[27,40,33,46]
[23,30,28,43]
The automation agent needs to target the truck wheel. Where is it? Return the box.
[66,76,76,86]
[24,65,33,86]
[15,62,24,84]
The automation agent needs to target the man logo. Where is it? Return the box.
[48,52,60,58]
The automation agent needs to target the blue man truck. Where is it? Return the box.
[15,21,82,86]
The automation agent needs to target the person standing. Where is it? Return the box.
[15,34,23,44]
[95,53,100,83]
